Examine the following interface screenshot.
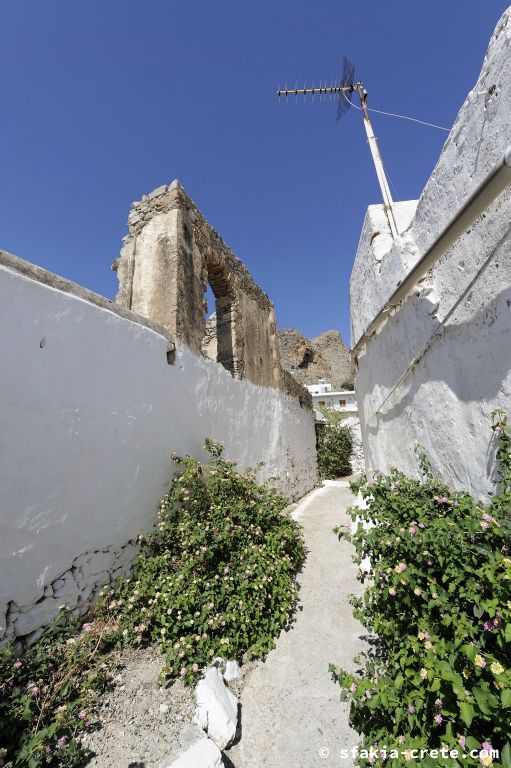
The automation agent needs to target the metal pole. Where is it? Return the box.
[356,84,399,239]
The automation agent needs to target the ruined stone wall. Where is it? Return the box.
[350,6,511,500]
[114,181,289,391]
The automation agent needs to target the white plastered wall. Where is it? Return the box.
[350,6,511,500]
[0,259,317,642]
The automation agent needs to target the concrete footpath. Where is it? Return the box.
[227,480,366,768]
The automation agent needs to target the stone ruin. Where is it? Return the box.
[113,180,309,404]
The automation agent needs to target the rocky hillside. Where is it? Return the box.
[277,329,354,390]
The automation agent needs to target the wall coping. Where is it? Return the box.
[0,249,175,350]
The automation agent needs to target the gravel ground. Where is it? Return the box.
[81,644,257,768]
[81,645,195,768]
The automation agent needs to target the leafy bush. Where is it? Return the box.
[331,414,511,766]
[0,613,113,768]
[316,421,352,479]
[96,439,305,684]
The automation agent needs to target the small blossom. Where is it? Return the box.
[388,587,396,596]
[490,661,504,675]
[480,520,490,530]
[180,667,187,677]
[418,522,425,529]
[474,654,486,669]
[435,698,443,709]
[395,563,407,573]
[12,660,22,669]
[350,682,357,692]
[459,735,466,749]
[407,704,415,713]
[419,668,428,679]
[434,714,443,725]
[413,587,422,596]
[57,737,68,748]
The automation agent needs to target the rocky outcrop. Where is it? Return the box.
[277,329,354,390]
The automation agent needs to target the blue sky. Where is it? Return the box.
[1,1,509,344]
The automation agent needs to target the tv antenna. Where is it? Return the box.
[277,57,399,240]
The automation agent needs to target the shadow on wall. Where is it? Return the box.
[365,285,511,431]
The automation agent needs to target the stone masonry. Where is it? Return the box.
[114,181,310,403]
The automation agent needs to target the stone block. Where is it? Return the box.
[194,666,238,750]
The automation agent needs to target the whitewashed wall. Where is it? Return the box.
[0,255,316,643]
[350,6,511,500]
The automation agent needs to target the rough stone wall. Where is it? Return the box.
[278,329,354,390]
[114,181,287,391]
[0,250,317,645]
[350,6,511,500]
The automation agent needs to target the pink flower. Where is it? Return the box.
[409,527,417,537]
[180,667,187,677]
[494,426,502,434]
[480,521,489,530]
[57,736,68,748]
[350,682,357,692]
[435,698,443,709]
[434,714,443,725]
[192,663,199,673]
[459,736,466,749]
[418,522,425,529]
[78,710,87,720]
[27,683,39,696]
[407,704,415,713]
[12,660,22,669]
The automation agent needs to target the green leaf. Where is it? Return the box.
[472,686,491,714]
[459,701,475,727]
[500,743,511,768]
[505,623,511,643]
[501,688,511,708]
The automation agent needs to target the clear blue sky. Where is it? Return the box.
[1,1,509,344]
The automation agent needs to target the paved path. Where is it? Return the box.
[227,480,366,768]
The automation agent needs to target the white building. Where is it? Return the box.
[306,380,358,415]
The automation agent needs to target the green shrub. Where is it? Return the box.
[316,421,352,479]
[331,414,511,766]
[0,613,113,768]
[96,439,305,685]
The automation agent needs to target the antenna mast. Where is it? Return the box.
[277,58,399,239]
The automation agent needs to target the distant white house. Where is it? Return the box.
[306,379,358,415]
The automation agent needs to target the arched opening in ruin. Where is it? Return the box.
[201,256,238,378]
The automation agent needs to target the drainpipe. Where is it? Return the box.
[351,144,511,360]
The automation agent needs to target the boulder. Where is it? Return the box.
[194,666,238,749]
